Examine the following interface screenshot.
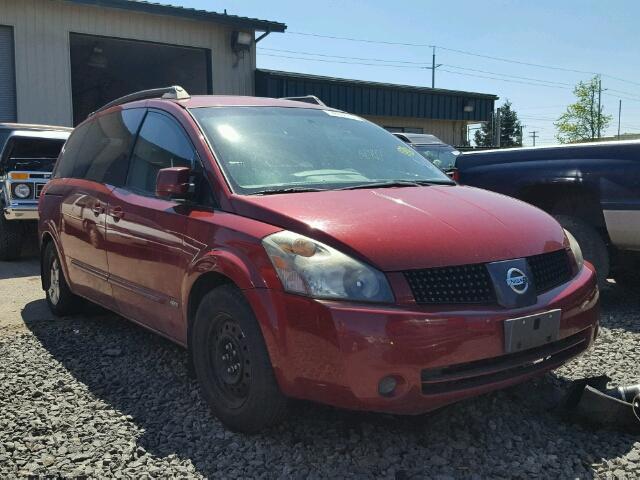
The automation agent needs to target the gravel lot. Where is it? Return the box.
[1,253,638,479]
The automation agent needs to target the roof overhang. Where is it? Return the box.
[63,0,287,32]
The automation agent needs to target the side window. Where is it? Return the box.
[126,111,195,195]
[72,109,144,186]
[54,122,90,178]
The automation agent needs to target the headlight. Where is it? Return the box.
[564,229,584,273]
[13,183,31,199]
[262,230,394,303]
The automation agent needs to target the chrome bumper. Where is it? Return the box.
[3,205,39,220]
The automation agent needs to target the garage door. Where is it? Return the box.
[70,33,211,125]
[0,26,17,122]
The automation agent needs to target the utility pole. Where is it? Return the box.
[597,75,603,138]
[617,99,622,140]
[530,131,538,147]
[494,108,502,147]
[428,46,441,88]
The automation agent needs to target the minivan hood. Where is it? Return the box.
[231,185,566,271]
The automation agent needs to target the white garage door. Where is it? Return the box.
[0,25,17,123]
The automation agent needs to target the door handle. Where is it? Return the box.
[110,206,124,222]
[92,202,104,216]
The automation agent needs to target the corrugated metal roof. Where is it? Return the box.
[255,69,497,122]
[64,0,287,32]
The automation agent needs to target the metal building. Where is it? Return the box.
[256,69,498,146]
[0,0,285,126]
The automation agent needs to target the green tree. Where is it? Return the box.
[555,76,612,143]
[473,121,493,147]
[473,100,522,147]
[498,100,523,147]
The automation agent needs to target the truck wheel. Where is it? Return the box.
[191,285,288,433]
[0,214,22,261]
[43,242,82,316]
[553,215,610,287]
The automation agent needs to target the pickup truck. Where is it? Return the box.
[0,123,71,260]
[456,140,640,286]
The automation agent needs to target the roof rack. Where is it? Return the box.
[90,86,190,116]
[280,95,326,106]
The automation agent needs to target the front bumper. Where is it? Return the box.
[244,264,599,414]
[3,204,39,220]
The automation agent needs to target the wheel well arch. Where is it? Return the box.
[517,183,606,229]
[186,272,234,348]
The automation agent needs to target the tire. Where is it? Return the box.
[191,285,288,433]
[0,214,22,261]
[42,242,83,316]
[553,215,610,287]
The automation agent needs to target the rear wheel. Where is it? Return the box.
[43,242,82,316]
[0,215,22,261]
[191,285,288,433]
[553,215,609,287]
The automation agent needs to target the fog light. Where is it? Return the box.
[378,376,397,397]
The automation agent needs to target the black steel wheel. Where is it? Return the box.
[209,316,252,409]
[191,285,288,433]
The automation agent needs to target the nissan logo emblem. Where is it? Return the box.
[506,267,529,294]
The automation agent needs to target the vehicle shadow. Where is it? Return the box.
[0,257,39,280]
[599,280,640,334]
[21,294,637,479]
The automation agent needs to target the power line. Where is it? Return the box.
[438,68,568,90]
[286,30,640,87]
[259,47,576,87]
[259,53,427,69]
[287,30,433,47]
[258,47,427,65]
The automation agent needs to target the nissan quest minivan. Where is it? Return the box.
[39,87,599,433]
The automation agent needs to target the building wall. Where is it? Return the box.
[362,114,468,146]
[0,0,256,126]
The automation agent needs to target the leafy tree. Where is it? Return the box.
[473,100,522,147]
[555,76,612,143]
[473,121,493,147]
[498,100,523,147]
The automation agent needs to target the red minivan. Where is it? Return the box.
[39,87,599,433]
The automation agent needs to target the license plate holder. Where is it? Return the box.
[504,309,561,353]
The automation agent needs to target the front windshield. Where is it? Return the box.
[190,106,453,194]
[414,145,460,171]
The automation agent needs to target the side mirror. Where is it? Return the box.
[156,167,192,199]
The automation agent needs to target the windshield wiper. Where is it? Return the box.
[338,179,454,191]
[252,186,329,195]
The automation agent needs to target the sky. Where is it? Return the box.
[175,0,640,146]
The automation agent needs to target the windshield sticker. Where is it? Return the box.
[324,110,364,121]
[396,145,417,157]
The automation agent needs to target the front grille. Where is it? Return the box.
[404,250,573,305]
[404,263,497,305]
[527,249,572,293]
[35,183,45,198]
[421,330,590,395]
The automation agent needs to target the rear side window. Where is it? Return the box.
[56,109,144,185]
[126,111,195,195]
[54,123,89,178]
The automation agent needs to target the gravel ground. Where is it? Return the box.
[0,255,638,479]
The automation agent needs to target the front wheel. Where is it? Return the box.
[191,285,288,433]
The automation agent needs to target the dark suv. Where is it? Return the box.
[39,87,598,433]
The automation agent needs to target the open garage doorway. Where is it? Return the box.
[70,33,211,125]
